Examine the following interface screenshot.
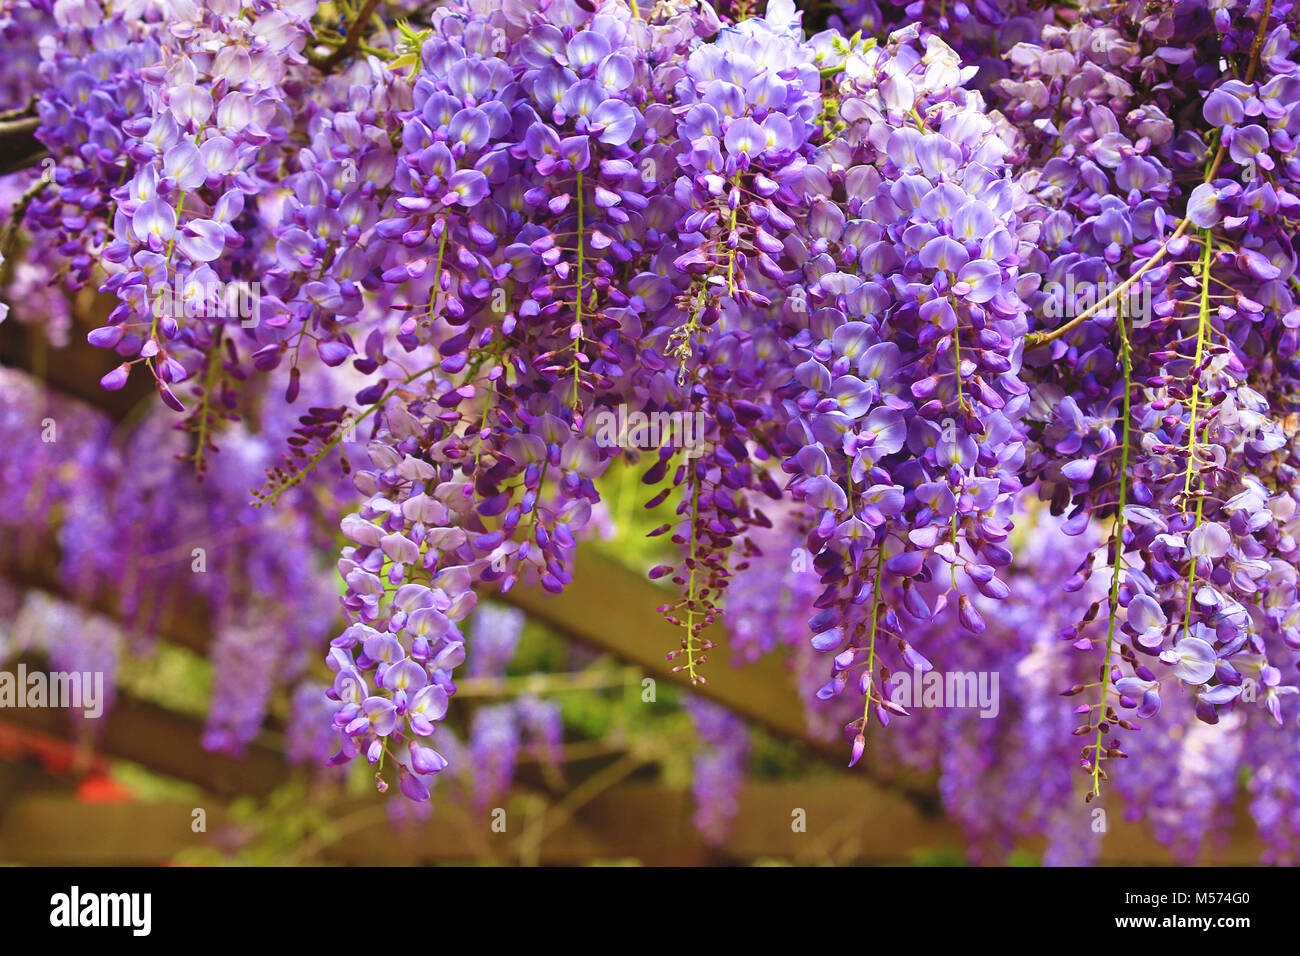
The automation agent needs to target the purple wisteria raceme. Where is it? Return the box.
[779,25,1031,763]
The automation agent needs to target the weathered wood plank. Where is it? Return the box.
[0,782,1266,865]
[0,797,224,866]
[0,660,289,799]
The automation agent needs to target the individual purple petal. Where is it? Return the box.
[1169,637,1217,685]
[591,99,638,146]
[1203,88,1244,127]
[176,219,226,262]
[410,744,448,775]
[1187,183,1222,228]
[830,375,873,418]
[362,697,398,736]
[444,169,489,208]
[132,199,177,243]
[955,259,1001,302]
[724,117,766,158]
[862,406,906,457]
[1189,522,1230,559]
[1061,458,1097,482]
[919,236,969,272]
[99,363,130,391]
[163,142,206,190]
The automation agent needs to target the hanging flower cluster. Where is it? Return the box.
[2,0,1299,860]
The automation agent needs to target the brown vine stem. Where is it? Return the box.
[1025,0,1273,350]
[310,0,383,72]
[1244,0,1274,85]
[1025,188,1203,350]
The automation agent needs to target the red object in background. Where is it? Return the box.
[0,719,132,802]
[75,770,132,803]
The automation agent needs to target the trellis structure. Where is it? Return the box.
[0,297,1270,866]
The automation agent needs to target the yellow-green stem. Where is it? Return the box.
[726,178,739,296]
[1183,231,1214,498]
[1092,309,1133,798]
[191,326,223,474]
[859,553,884,733]
[1180,230,1215,643]
[683,468,702,683]
[572,170,585,408]
[951,319,964,587]
[427,223,448,325]
[256,362,439,507]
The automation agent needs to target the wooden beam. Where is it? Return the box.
[3,526,938,808]
[497,546,940,808]
[295,781,1280,866]
[0,556,211,656]
[0,114,44,178]
[0,796,226,866]
[499,548,806,737]
[0,286,154,422]
[3,517,932,806]
[0,781,1268,865]
[0,660,289,799]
